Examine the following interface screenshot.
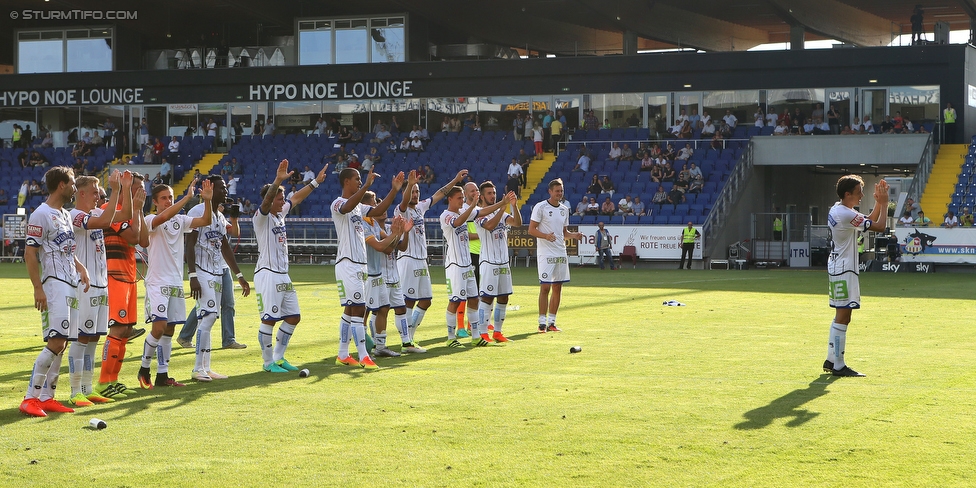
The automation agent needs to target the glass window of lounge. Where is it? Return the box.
[273,102,322,135]
[675,92,700,129]
[475,96,529,135]
[554,96,581,131]
[427,98,478,133]
[335,19,368,65]
[371,99,422,135]
[766,88,825,128]
[889,86,940,128]
[703,90,761,129]
[80,106,124,145]
[1,108,38,146]
[590,93,643,129]
[38,107,81,148]
[322,101,369,135]
[646,93,669,139]
[298,21,333,65]
[199,104,228,146]
[826,89,853,130]
[17,28,113,73]
[370,17,406,63]
[168,105,198,139]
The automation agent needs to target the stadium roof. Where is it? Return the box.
[0,0,974,64]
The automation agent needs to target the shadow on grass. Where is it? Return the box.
[734,375,838,430]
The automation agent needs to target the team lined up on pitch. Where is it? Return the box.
[19,160,581,418]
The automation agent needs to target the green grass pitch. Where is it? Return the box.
[1,262,975,487]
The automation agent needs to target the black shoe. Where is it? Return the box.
[831,365,865,377]
[538,324,547,333]
[128,327,146,340]
[822,360,834,373]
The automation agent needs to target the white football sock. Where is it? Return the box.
[409,308,426,342]
[350,316,369,360]
[157,335,172,374]
[68,341,85,396]
[82,340,98,395]
[468,304,483,336]
[142,334,159,368]
[40,352,63,402]
[27,347,57,399]
[375,332,387,348]
[196,313,217,372]
[394,312,410,343]
[539,314,547,327]
[478,301,492,334]
[338,314,352,358]
[831,322,848,369]
[446,311,457,340]
[547,313,557,326]
[274,322,296,361]
[258,323,275,366]
[494,303,507,333]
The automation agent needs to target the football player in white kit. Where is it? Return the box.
[528,178,583,333]
[440,183,515,347]
[361,191,411,357]
[474,181,521,343]
[395,170,468,349]
[332,168,405,369]
[67,170,130,406]
[138,178,213,389]
[185,176,251,381]
[20,166,91,417]
[253,160,328,373]
[824,175,888,377]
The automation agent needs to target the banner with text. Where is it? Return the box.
[892,227,976,264]
[577,225,702,260]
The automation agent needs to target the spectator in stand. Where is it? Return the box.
[418,126,430,142]
[600,176,615,198]
[389,115,400,133]
[601,197,616,216]
[17,150,29,168]
[350,126,363,143]
[585,197,599,215]
[152,173,163,187]
[765,108,778,128]
[90,132,103,146]
[264,117,275,136]
[904,197,920,220]
[337,127,351,144]
[754,113,764,128]
[514,113,526,140]
[573,149,591,172]
[676,143,694,161]
[372,125,392,144]
[371,119,384,134]
[363,147,381,168]
[677,121,693,139]
[652,185,668,209]
[851,116,864,134]
[892,112,905,133]
[879,115,894,134]
[620,144,634,162]
[688,162,702,180]
[167,136,180,165]
[508,157,524,187]
[944,210,959,228]
[862,116,875,134]
[421,164,435,184]
[688,109,701,130]
[825,105,840,134]
[959,207,974,226]
[701,118,716,136]
[409,125,421,140]
[811,103,824,122]
[399,137,411,152]
[29,179,43,196]
[616,195,635,216]
[39,131,53,148]
[632,196,645,216]
[640,153,655,172]
[524,114,533,141]
[587,175,602,195]
[532,123,544,159]
[661,162,676,183]
[898,210,914,226]
[450,116,461,132]
[689,172,704,194]
[914,210,931,226]
[152,137,164,164]
[29,150,48,168]
[699,111,711,130]
[649,163,663,183]
[10,124,22,148]
[802,118,816,135]
[410,136,424,152]
[550,115,563,157]
[440,116,451,132]
[159,159,172,185]
[608,143,622,162]
[840,125,856,135]
[723,110,738,129]
[773,119,790,136]
[668,180,687,205]
[812,118,830,135]
[574,196,589,216]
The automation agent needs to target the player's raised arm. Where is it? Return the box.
[86,170,123,229]
[187,179,214,229]
[398,170,418,213]
[261,160,294,215]
[509,197,522,227]
[367,171,406,217]
[290,163,328,207]
[480,192,518,231]
[866,180,889,232]
[431,170,467,205]
[339,169,376,214]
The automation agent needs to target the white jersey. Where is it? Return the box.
[827,202,871,275]
[331,196,370,265]
[363,216,386,277]
[440,209,472,267]
[253,200,291,274]
[70,207,108,288]
[530,200,570,258]
[26,202,78,286]
[188,203,229,276]
[394,198,431,260]
[144,213,194,286]
[476,209,513,265]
